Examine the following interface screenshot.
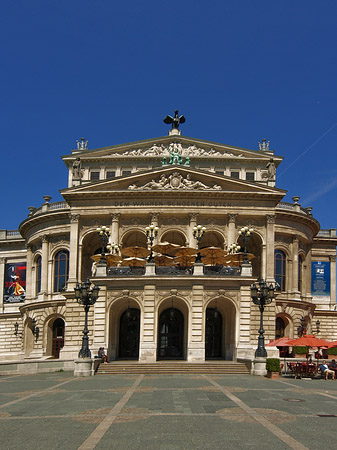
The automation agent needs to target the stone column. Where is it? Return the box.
[291,236,300,297]
[261,244,266,280]
[150,213,160,245]
[305,249,312,299]
[93,284,107,353]
[25,245,33,299]
[110,213,120,247]
[0,257,6,313]
[68,214,80,289]
[330,255,336,310]
[188,285,205,361]
[265,215,275,283]
[41,235,49,296]
[236,284,254,360]
[227,214,237,248]
[188,213,198,247]
[139,284,156,362]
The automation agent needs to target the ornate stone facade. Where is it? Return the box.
[0,133,336,363]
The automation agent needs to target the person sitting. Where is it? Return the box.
[98,347,108,364]
[329,359,337,376]
[319,360,336,380]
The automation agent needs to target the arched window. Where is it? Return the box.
[35,255,42,294]
[274,249,286,291]
[54,250,69,292]
[298,255,303,292]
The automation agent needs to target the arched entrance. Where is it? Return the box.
[275,317,285,339]
[52,318,65,358]
[118,308,140,359]
[157,308,184,359]
[205,308,222,359]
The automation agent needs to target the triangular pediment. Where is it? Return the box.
[62,135,282,164]
[61,166,286,203]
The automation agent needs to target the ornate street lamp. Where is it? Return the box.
[96,226,111,264]
[193,225,206,263]
[238,226,253,264]
[74,278,100,358]
[297,317,306,337]
[146,223,159,263]
[228,243,241,254]
[31,317,40,343]
[107,243,119,254]
[13,321,23,339]
[251,278,276,357]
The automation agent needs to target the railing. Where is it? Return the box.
[106,265,241,277]
[49,202,69,211]
[0,230,23,240]
[107,266,145,276]
[276,202,308,215]
[204,266,241,276]
[317,229,337,238]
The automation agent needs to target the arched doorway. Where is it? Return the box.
[52,318,65,358]
[275,317,285,339]
[118,308,140,359]
[157,308,184,359]
[205,308,223,359]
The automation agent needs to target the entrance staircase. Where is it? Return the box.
[96,361,250,375]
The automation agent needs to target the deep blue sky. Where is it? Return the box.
[1,1,337,231]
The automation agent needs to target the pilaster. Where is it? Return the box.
[110,213,120,246]
[227,214,237,247]
[139,284,156,362]
[330,255,336,309]
[265,215,275,283]
[67,214,80,288]
[188,213,198,247]
[41,235,49,296]
[25,245,33,299]
[0,257,5,313]
[188,285,205,361]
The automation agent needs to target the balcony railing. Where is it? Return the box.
[107,265,241,277]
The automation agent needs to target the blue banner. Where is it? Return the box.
[311,261,330,296]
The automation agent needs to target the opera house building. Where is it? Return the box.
[0,118,336,373]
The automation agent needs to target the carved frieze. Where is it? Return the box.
[109,142,243,158]
[128,172,222,191]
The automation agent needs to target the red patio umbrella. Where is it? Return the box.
[327,340,337,348]
[287,335,331,347]
[288,335,331,376]
[266,337,293,347]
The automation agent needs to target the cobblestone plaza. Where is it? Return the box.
[1,371,337,449]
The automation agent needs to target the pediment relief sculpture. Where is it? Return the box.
[111,142,243,158]
[128,172,222,191]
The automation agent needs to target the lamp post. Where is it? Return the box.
[251,278,275,357]
[96,226,111,264]
[74,278,100,358]
[146,223,159,263]
[193,225,206,263]
[238,226,253,264]
[315,319,320,334]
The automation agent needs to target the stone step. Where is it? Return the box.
[96,362,250,375]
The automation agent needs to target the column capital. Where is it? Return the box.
[111,213,120,222]
[189,213,198,222]
[0,257,6,264]
[69,213,80,223]
[266,214,276,224]
[330,255,336,262]
[150,213,160,222]
[228,214,237,224]
[42,235,49,243]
